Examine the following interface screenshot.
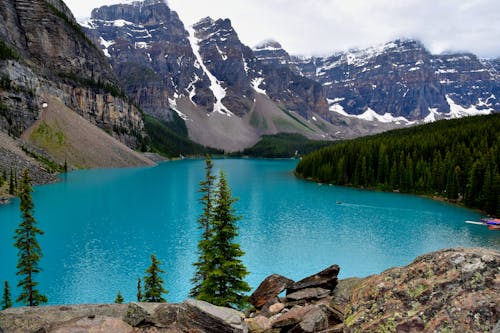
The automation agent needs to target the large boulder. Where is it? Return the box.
[286,287,330,303]
[245,315,272,333]
[344,248,500,333]
[179,299,248,333]
[249,274,294,309]
[287,265,339,294]
[50,316,134,333]
[0,304,129,333]
[271,304,342,332]
[0,301,248,333]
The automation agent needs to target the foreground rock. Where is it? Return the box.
[0,300,247,333]
[1,248,498,333]
[249,274,294,309]
[287,264,339,294]
[248,265,342,332]
[247,248,499,333]
[344,248,500,332]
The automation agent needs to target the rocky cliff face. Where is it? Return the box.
[0,0,145,147]
[291,39,500,123]
[1,248,498,333]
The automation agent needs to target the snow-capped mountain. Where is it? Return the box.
[82,0,341,150]
[82,0,215,121]
[289,39,500,123]
[81,0,499,150]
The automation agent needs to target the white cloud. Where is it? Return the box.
[64,0,500,58]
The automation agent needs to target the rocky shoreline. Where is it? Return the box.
[0,247,498,333]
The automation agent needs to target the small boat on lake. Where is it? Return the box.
[466,218,500,230]
[481,218,500,224]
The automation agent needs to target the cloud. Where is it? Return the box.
[64,0,500,58]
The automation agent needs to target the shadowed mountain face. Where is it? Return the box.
[291,40,500,122]
[0,0,152,180]
[0,0,145,144]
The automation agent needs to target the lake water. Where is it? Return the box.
[0,159,498,305]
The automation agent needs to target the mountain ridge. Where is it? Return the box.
[81,0,499,151]
[82,1,356,151]
[288,39,499,122]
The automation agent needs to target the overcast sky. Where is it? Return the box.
[64,0,500,58]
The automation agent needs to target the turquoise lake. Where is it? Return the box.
[0,159,498,305]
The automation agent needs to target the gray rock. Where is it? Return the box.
[50,316,134,333]
[245,315,272,333]
[0,304,128,333]
[296,305,330,332]
[286,287,330,302]
[287,265,340,294]
[123,302,153,327]
[249,274,294,309]
[181,299,248,333]
[272,305,315,329]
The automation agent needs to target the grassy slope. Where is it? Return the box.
[239,133,333,158]
[22,96,155,169]
[144,113,222,158]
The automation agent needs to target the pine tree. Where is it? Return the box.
[190,156,216,298]
[8,168,15,195]
[14,169,47,306]
[197,171,250,309]
[114,291,124,304]
[143,254,168,303]
[136,277,143,302]
[0,169,5,187]
[2,281,12,310]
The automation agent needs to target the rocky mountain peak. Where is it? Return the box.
[193,16,215,28]
[294,38,499,122]
[190,15,256,116]
[254,39,283,50]
[83,0,215,120]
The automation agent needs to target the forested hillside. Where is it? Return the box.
[296,114,500,215]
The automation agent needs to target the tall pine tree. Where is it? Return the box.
[14,169,47,306]
[137,277,143,302]
[143,254,168,303]
[190,156,216,298]
[2,281,12,310]
[197,171,250,309]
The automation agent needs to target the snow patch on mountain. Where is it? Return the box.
[329,103,350,117]
[215,44,228,61]
[187,25,232,116]
[357,108,413,124]
[423,108,440,123]
[99,37,114,57]
[328,98,413,124]
[168,96,189,120]
[251,78,267,95]
[446,95,492,118]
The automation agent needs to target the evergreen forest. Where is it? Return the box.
[295,114,500,216]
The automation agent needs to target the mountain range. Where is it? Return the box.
[0,0,499,178]
[81,0,499,150]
